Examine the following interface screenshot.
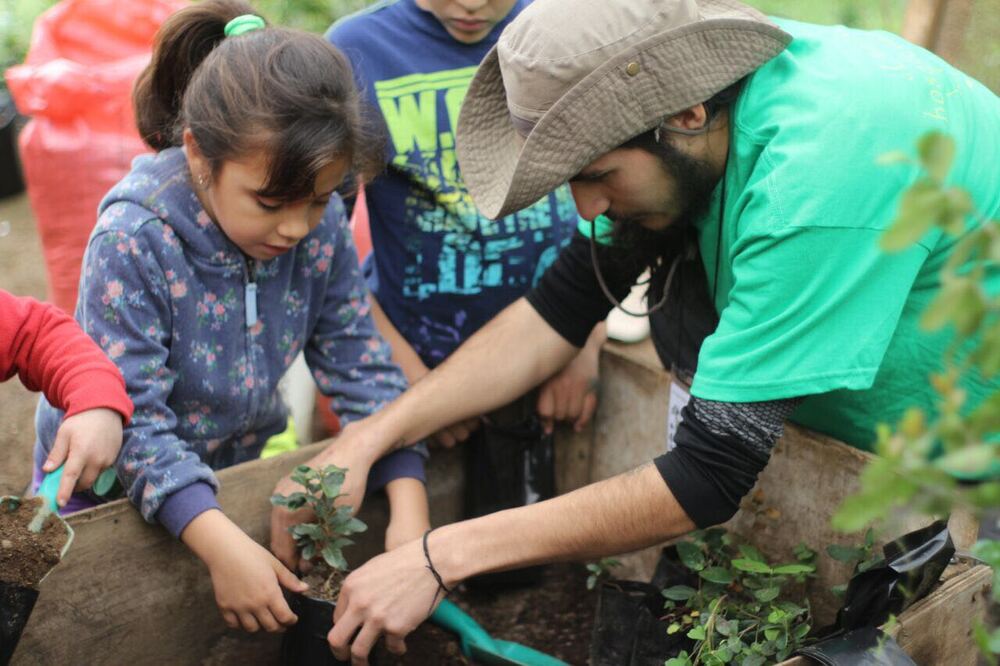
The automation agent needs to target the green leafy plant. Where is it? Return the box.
[270,464,367,577]
[825,528,883,597]
[833,131,1000,662]
[586,557,622,590]
[658,529,816,665]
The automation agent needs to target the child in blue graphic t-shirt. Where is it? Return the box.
[33,0,429,635]
[328,0,607,450]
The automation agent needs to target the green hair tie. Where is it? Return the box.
[224,14,265,37]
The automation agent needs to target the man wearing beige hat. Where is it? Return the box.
[307,0,999,659]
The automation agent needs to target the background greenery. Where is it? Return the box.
[2,0,997,92]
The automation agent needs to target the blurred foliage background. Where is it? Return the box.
[2,0,998,91]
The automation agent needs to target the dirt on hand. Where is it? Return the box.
[0,496,68,589]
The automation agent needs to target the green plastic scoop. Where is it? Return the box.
[430,599,568,666]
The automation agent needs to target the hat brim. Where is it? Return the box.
[457,15,791,219]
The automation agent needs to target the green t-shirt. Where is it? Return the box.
[688,19,1000,452]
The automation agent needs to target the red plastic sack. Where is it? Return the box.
[5,0,185,314]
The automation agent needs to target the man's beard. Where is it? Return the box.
[608,138,719,276]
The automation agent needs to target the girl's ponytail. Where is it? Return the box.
[134,0,258,150]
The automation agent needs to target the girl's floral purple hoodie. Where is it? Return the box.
[34,148,426,537]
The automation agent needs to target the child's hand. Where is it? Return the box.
[42,407,124,506]
[384,477,430,551]
[184,510,308,632]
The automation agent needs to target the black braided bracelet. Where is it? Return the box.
[423,528,452,612]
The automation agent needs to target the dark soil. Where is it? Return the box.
[374,563,597,665]
[303,567,343,604]
[0,496,68,588]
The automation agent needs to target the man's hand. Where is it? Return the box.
[270,423,375,571]
[42,407,124,506]
[536,323,606,434]
[329,536,454,663]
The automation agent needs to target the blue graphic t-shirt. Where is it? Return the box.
[329,0,578,367]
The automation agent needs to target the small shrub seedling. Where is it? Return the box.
[270,464,367,599]
[586,557,622,591]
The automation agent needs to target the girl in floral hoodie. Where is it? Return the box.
[33,0,428,634]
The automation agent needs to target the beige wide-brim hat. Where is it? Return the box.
[457,0,791,220]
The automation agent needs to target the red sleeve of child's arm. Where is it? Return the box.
[0,290,134,424]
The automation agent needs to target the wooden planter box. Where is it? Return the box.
[12,339,991,664]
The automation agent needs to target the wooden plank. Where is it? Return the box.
[12,440,466,665]
[13,401,593,664]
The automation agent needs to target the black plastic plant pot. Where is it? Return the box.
[463,411,555,590]
[590,578,692,666]
[281,592,352,666]
[0,580,39,666]
[0,91,25,200]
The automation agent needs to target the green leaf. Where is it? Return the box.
[322,544,349,571]
[772,564,815,575]
[826,543,866,562]
[662,585,697,601]
[754,587,781,603]
[831,583,848,597]
[881,179,945,251]
[940,187,973,235]
[342,517,368,535]
[934,444,997,475]
[876,150,911,166]
[741,655,766,666]
[768,609,788,624]
[764,627,781,642]
[917,131,955,182]
[586,575,597,590]
[732,558,772,574]
[972,540,1000,569]
[739,544,767,562]
[676,541,705,571]
[301,542,315,561]
[794,543,817,562]
[687,625,707,641]
[665,652,693,666]
[794,623,811,640]
[321,470,345,498]
[699,567,734,585]
[667,622,683,635]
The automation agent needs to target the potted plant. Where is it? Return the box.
[271,464,368,666]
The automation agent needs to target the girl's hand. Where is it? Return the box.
[42,407,124,506]
[384,477,430,551]
[184,510,308,632]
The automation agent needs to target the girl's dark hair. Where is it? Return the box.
[134,0,380,201]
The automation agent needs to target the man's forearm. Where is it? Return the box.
[373,298,578,447]
[430,463,695,584]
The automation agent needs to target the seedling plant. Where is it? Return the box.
[270,464,367,600]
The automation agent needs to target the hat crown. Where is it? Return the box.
[500,0,700,128]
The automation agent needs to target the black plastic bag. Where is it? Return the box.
[834,519,953,632]
[0,581,38,666]
[796,626,916,666]
[281,592,351,666]
[795,520,955,665]
[463,397,555,589]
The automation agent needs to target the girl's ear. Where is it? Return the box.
[182,128,211,185]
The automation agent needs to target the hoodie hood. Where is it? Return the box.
[98,147,244,266]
